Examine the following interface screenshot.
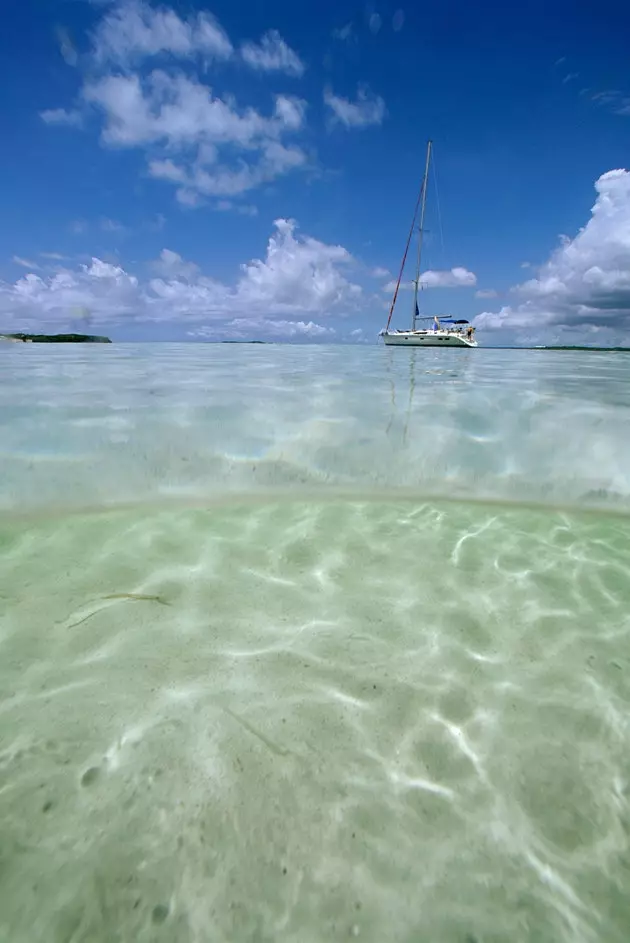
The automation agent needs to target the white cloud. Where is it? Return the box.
[474,169,630,338]
[12,256,40,270]
[91,1,305,77]
[214,200,258,216]
[240,30,305,77]
[0,219,361,335]
[175,189,203,208]
[0,261,140,331]
[40,252,70,261]
[371,266,390,278]
[520,261,531,268]
[79,72,308,200]
[151,248,199,279]
[273,95,307,130]
[225,319,334,338]
[83,71,284,148]
[383,279,413,293]
[91,0,233,65]
[40,108,83,127]
[186,318,333,341]
[235,219,360,312]
[56,26,78,67]
[40,3,309,207]
[324,85,386,129]
[383,267,477,292]
[148,158,187,183]
[475,288,498,299]
[166,141,306,201]
[590,89,630,118]
[421,267,477,288]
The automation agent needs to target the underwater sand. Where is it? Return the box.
[2,345,630,942]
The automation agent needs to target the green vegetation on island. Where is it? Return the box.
[0,333,112,344]
[530,346,630,352]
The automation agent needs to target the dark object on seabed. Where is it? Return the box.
[0,333,112,343]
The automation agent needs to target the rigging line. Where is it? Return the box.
[385,176,426,333]
[432,148,446,269]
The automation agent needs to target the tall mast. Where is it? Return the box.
[411,140,432,331]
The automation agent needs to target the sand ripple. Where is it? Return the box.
[1,499,630,941]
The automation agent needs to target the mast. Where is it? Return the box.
[411,140,432,331]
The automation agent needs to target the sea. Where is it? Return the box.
[1,343,630,943]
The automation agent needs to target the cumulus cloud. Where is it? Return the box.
[475,288,498,299]
[91,0,233,65]
[240,30,305,76]
[370,266,389,278]
[0,260,140,331]
[421,267,477,288]
[56,26,78,67]
[236,219,360,312]
[91,0,306,80]
[324,85,385,128]
[474,169,630,339]
[227,319,333,337]
[151,248,199,279]
[383,280,411,293]
[215,200,257,216]
[187,319,333,340]
[40,1,309,206]
[40,108,83,126]
[0,219,361,337]
[83,74,304,148]
[383,267,476,292]
[273,95,307,130]
[78,72,308,200]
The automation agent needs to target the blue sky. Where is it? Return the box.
[1,0,629,344]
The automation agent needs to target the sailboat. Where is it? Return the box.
[380,140,478,348]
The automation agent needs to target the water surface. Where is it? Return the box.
[1,345,630,942]
[2,344,630,513]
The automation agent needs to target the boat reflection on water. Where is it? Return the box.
[385,347,476,445]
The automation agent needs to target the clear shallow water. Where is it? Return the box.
[2,344,630,512]
[2,345,630,942]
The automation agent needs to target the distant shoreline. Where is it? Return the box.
[526,346,630,352]
[1,335,628,350]
[0,333,112,344]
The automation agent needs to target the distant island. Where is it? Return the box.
[0,333,112,344]
[530,346,630,352]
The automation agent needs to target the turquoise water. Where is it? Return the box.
[1,345,630,942]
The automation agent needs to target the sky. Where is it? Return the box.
[1,0,629,345]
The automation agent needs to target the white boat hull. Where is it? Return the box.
[382,330,478,348]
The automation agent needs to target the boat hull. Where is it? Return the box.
[382,331,478,348]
